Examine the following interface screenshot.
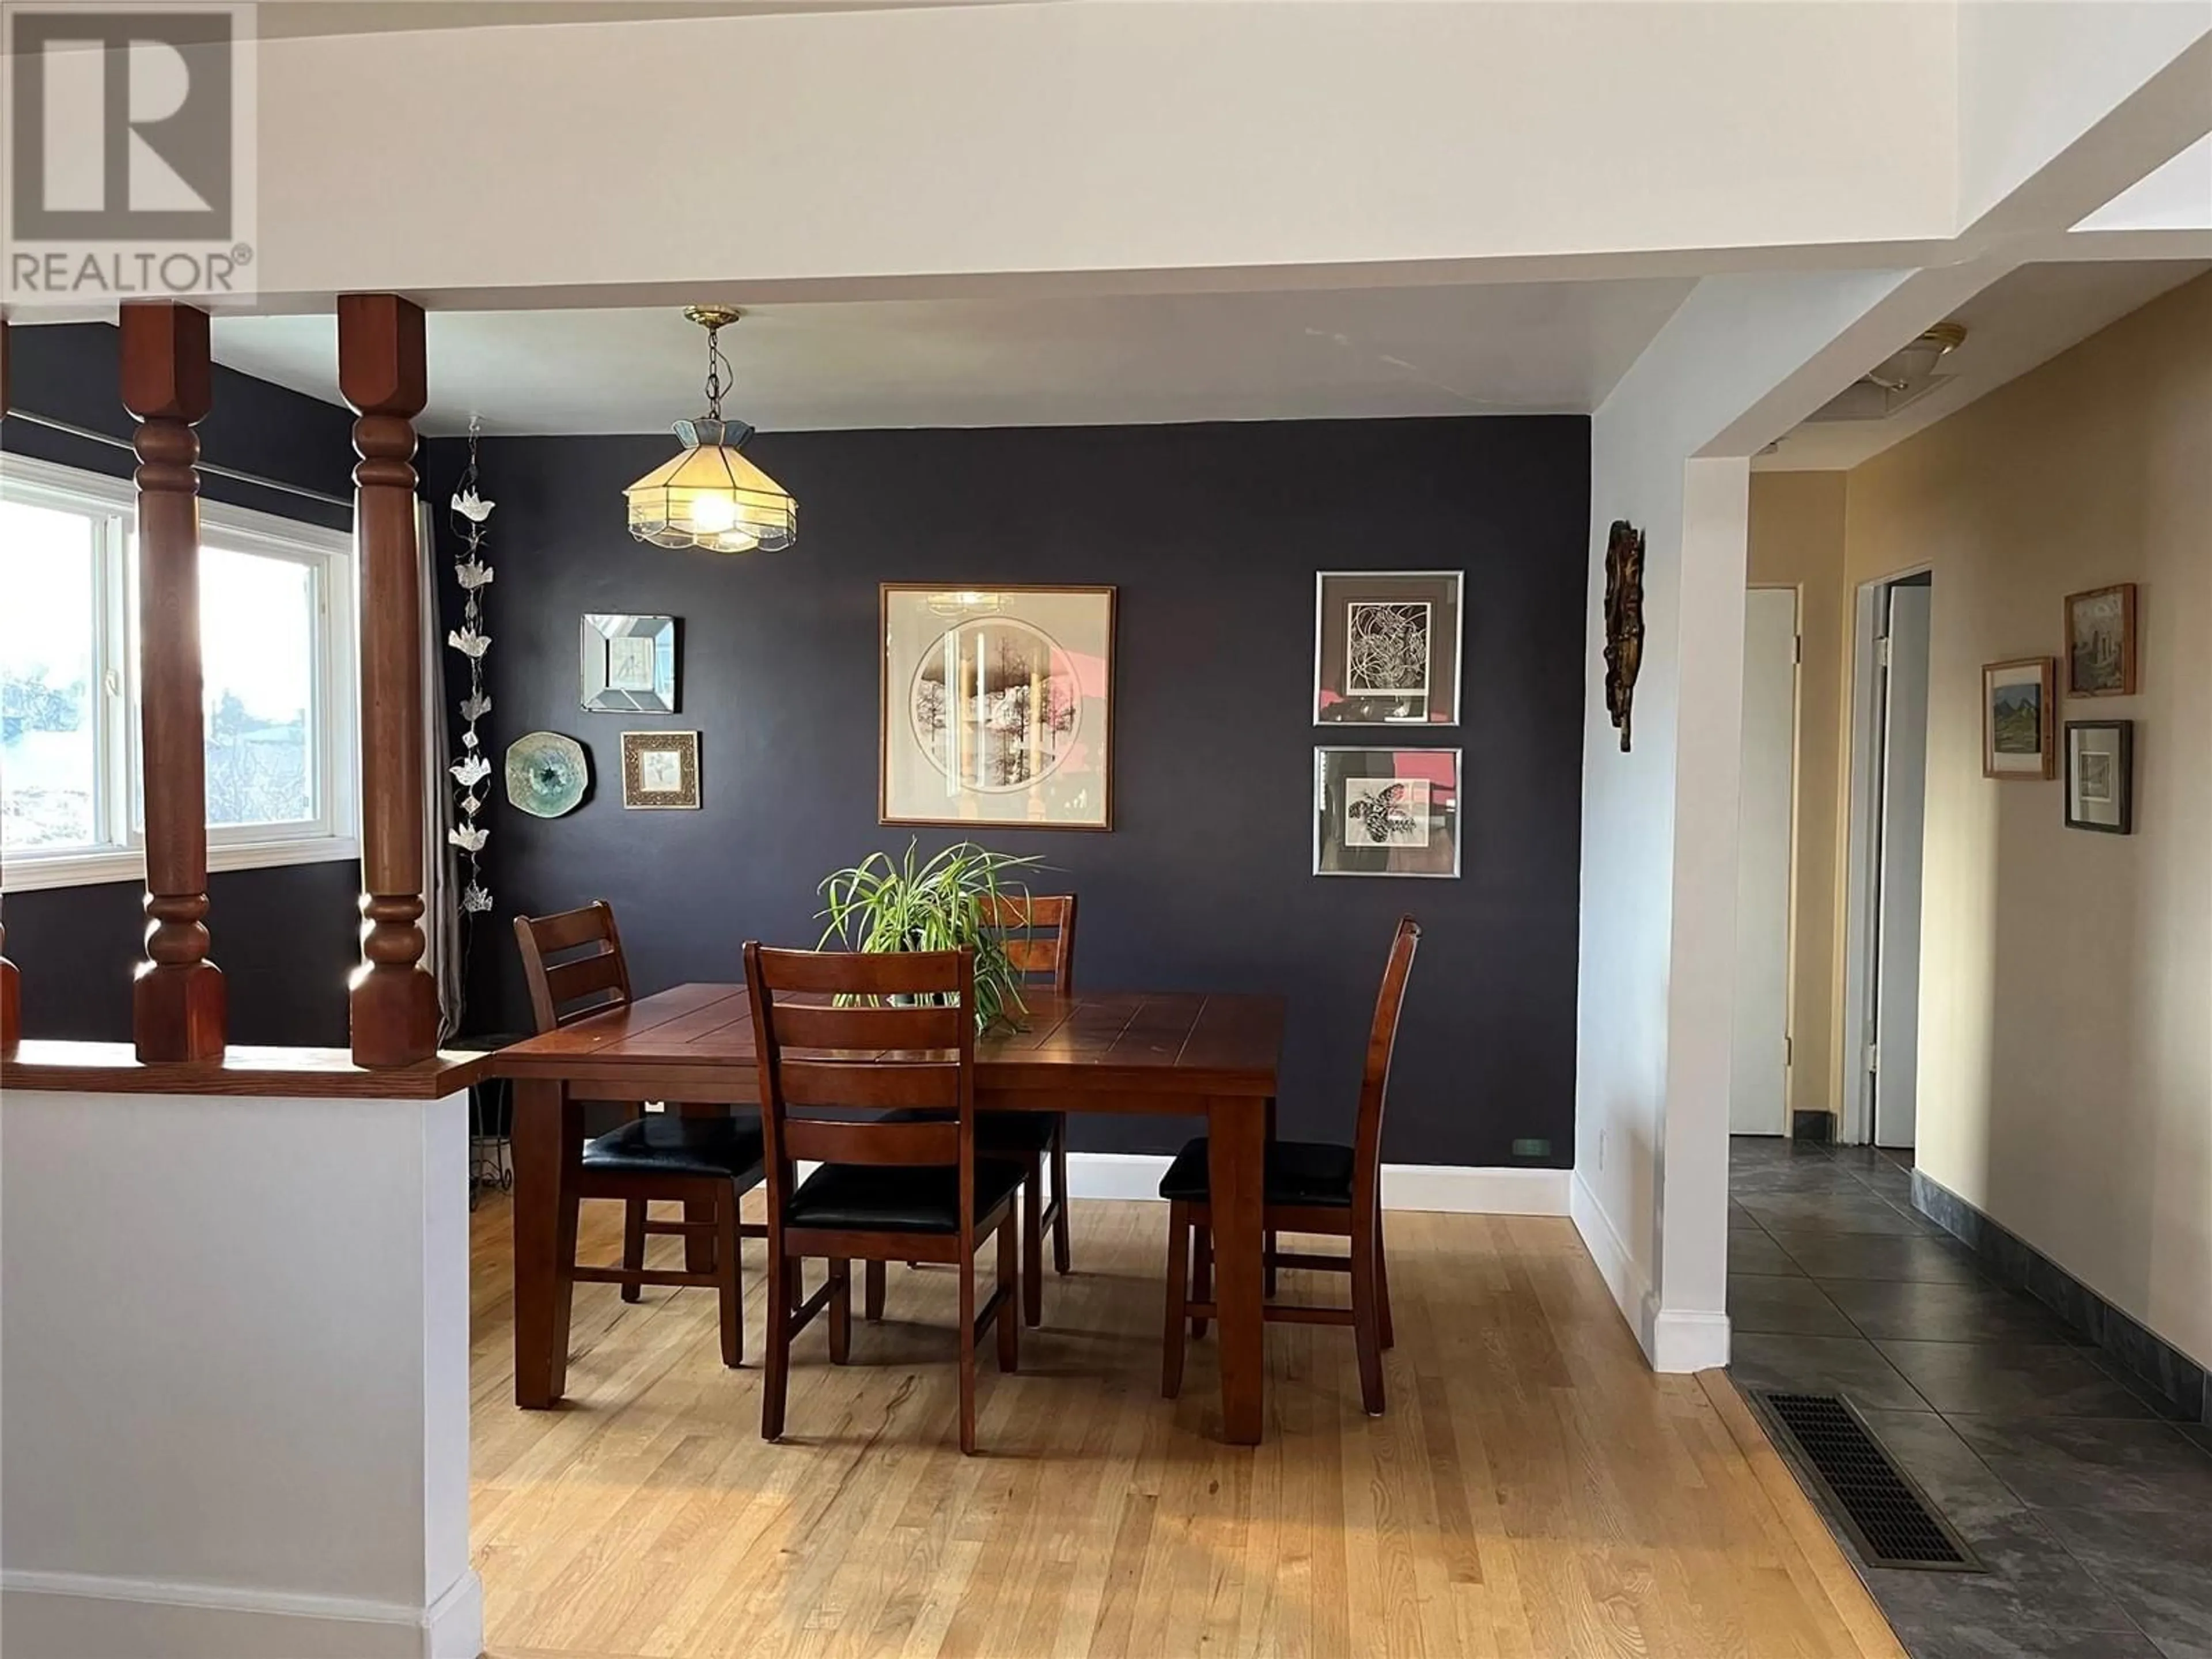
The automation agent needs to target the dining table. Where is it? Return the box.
[490,984,1288,1444]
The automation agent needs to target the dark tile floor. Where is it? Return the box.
[1726,1135,2212,1659]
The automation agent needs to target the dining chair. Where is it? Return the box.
[512,901,764,1366]
[745,941,1023,1455]
[1157,915,1420,1416]
[865,892,1078,1330]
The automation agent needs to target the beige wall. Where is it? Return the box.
[1791,274,2211,1365]
[1745,474,1850,1122]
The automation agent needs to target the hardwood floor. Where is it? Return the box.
[471,1193,1903,1659]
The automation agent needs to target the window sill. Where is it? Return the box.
[1,837,359,894]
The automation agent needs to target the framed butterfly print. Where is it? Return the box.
[1313,747,1461,877]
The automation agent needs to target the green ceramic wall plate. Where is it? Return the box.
[505,732,589,819]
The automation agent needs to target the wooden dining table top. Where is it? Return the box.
[490,984,1286,1100]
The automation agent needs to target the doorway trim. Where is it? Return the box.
[1737,581,1804,1138]
[1839,563,1931,1146]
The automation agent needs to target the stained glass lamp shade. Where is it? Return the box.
[624,417,796,553]
[623,306,797,554]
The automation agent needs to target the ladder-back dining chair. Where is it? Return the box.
[513,902,764,1367]
[1157,915,1420,1416]
[866,892,1078,1329]
[745,942,1023,1455]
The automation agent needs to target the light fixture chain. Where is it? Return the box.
[702,324,730,421]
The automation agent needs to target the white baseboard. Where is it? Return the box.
[1570,1171,1730,1373]
[1065,1152,1569,1215]
[0,1567,484,1659]
[1571,1169,1650,1336]
[1647,1307,1732,1372]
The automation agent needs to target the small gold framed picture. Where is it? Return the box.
[619,730,700,809]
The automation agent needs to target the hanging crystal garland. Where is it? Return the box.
[446,415,496,916]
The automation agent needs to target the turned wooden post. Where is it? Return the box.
[1,315,19,1060]
[338,294,438,1069]
[121,301,226,1062]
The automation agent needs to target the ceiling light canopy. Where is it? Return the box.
[624,306,796,554]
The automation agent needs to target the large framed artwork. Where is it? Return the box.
[1982,657,2056,780]
[2064,584,2137,697]
[880,585,1116,830]
[2064,720,2133,834]
[1313,747,1461,877]
[1314,570,1463,725]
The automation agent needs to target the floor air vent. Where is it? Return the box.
[1754,1391,1982,1572]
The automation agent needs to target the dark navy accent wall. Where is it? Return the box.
[2,323,359,1046]
[423,416,1588,1167]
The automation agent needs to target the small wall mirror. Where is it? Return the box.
[579,613,677,714]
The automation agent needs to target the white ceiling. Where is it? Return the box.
[1759,259,2209,471]
[256,0,1013,39]
[208,279,1699,437]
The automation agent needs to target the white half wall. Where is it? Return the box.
[0,1089,481,1659]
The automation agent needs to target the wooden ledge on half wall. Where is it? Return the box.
[1,1040,492,1101]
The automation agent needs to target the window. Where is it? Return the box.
[2,454,357,891]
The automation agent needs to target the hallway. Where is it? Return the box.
[1726,1136,2212,1659]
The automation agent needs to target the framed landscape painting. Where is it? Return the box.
[1982,658,2055,780]
[1313,747,1461,877]
[2064,720,2134,833]
[2065,584,2137,697]
[881,585,1115,830]
[1314,571,1462,725]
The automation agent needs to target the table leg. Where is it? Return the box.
[513,1078,580,1408]
[678,1103,723,1272]
[1263,1095,1278,1298]
[1208,1095,1267,1445]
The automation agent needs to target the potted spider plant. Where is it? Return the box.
[816,840,1044,1033]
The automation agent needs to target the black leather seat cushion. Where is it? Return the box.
[582,1113,765,1181]
[786,1156,1025,1233]
[1156,1137,1356,1208]
[877,1108,1058,1156]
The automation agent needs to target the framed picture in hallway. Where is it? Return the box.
[880,585,1116,830]
[1314,571,1463,725]
[1313,746,1460,876]
[1982,657,2056,780]
[2064,720,2134,833]
[2064,584,2137,697]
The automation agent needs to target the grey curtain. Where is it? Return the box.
[416,497,464,1042]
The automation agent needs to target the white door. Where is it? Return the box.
[1732,588,1799,1135]
[1873,582,1931,1149]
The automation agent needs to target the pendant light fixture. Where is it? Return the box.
[623,305,796,554]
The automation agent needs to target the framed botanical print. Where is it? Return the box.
[880,585,1115,830]
[2064,720,2133,833]
[1314,571,1463,725]
[581,613,677,713]
[2064,584,2137,697]
[1313,747,1461,877]
[1983,658,2056,780]
[620,730,700,809]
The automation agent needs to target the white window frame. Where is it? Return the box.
[2,452,359,893]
